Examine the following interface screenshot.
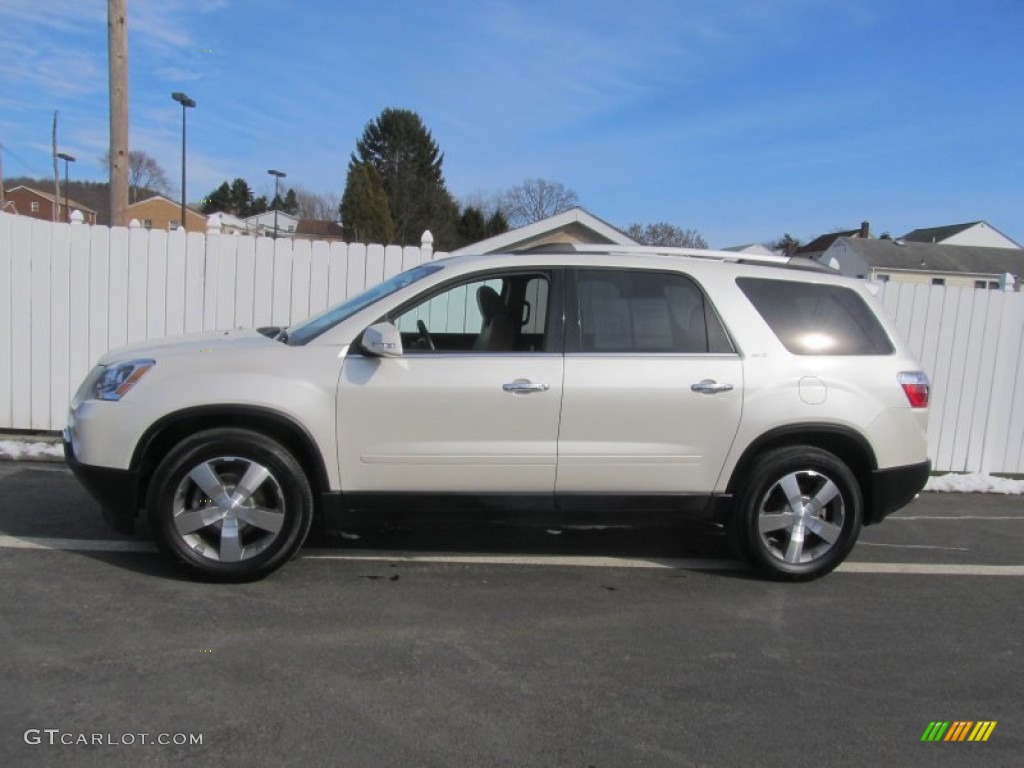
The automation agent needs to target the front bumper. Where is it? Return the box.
[868,459,931,524]
[63,431,140,535]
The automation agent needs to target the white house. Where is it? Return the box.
[819,237,1022,290]
[244,210,300,237]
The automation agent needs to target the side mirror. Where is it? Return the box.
[358,322,404,358]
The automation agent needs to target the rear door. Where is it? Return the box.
[556,267,743,503]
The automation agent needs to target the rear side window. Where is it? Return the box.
[737,277,893,355]
[576,269,733,353]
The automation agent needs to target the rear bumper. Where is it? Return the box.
[868,459,931,524]
[64,432,140,535]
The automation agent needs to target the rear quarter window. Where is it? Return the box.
[736,277,894,355]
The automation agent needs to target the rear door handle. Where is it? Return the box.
[503,379,550,394]
[691,379,734,394]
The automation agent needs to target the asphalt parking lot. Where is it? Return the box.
[1,461,1021,767]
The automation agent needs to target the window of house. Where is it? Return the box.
[143,219,153,230]
[874,274,890,283]
[575,269,732,354]
[932,278,946,286]
[31,202,40,212]
[169,220,180,230]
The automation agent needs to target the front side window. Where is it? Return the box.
[737,277,894,355]
[392,272,552,353]
[575,269,732,354]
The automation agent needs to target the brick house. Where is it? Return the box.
[126,194,206,233]
[4,185,98,224]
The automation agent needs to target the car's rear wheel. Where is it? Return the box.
[729,446,863,581]
[146,428,313,581]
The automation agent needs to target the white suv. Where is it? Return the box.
[65,246,931,581]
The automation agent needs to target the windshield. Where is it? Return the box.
[287,263,444,345]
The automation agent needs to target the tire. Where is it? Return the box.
[146,428,313,582]
[728,446,863,581]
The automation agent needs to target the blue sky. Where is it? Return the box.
[1,0,1022,247]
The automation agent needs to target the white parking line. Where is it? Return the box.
[836,562,1024,576]
[0,535,156,552]
[303,552,739,570]
[2,535,1022,576]
[888,515,1024,521]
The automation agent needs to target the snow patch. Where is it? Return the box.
[0,440,64,461]
[925,472,1024,495]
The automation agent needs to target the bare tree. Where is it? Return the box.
[498,178,579,227]
[625,222,708,249]
[100,149,173,202]
[290,185,340,220]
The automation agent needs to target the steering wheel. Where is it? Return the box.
[417,320,436,351]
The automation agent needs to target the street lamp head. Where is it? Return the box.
[57,152,76,163]
[267,169,286,179]
[171,92,196,108]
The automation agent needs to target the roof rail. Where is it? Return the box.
[550,243,794,266]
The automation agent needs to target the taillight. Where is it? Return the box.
[898,371,930,408]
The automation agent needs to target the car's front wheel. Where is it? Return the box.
[146,428,313,581]
[729,446,863,581]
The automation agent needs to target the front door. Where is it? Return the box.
[337,269,564,495]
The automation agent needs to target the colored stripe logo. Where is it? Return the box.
[921,721,997,742]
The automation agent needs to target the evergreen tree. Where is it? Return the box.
[348,108,459,247]
[340,162,394,243]
[229,178,254,216]
[282,188,299,216]
[201,182,232,214]
[250,195,270,216]
[486,210,509,238]
[457,206,488,246]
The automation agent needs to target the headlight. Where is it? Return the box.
[90,359,156,401]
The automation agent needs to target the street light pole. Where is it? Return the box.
[268,169,286,239]
[56,152,76,222]
[171,91,196,230]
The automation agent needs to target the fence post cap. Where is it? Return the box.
[207,212,223,233]
[70,209,85,224]
[421,230,434,247]
[128,218,141,229]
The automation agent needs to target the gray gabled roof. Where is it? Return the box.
[452,206,635,255]
[833,237,1024,276]
[901,221,980,244]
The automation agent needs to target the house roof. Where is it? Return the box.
[9,185,97,214]
[831,237,1024,277]
[295,219,345,238]
[900,220,1021,248]
[452,206,635,255]
[795,229,860,256]
[901,221,979,244]
[127,194,204,217]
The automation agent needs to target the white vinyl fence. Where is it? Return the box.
[875,281,1024,474]
[1,210,1022,473]
[0,211,444,434]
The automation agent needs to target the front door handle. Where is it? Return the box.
[691,379,734,394]
[503,379,550,394]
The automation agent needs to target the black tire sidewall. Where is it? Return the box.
[146,428,313,581]
[731,446,863,581]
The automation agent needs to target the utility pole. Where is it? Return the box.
[52,112,60,222]
[108,0,129,227]
[1,141,6,208]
